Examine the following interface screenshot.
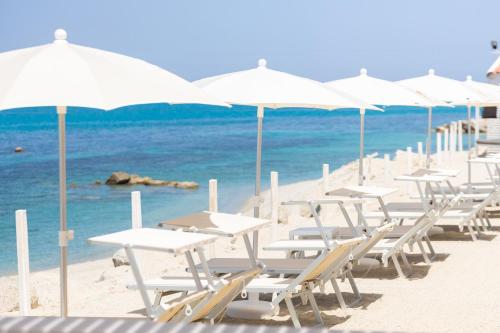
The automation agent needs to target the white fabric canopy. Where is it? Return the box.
[397,69,485,105]
[194,59,377,110]
[0,29,226,110]
[0,29,227,318]
[325,68,437,107]
[463,75,500,105]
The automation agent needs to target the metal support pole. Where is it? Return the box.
[467,104,472,191]
[253,105,265,256]
[124,246,153,318]
[57,106,69,317]
[359,108,365,186]
[426,106,432,168]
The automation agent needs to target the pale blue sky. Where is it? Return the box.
[1,0,498,82]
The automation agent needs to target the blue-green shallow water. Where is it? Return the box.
[0,105,466,274]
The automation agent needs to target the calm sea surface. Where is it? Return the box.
[0,105,466,274]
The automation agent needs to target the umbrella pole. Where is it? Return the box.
[253,105,264,255]
[359,108,365,186]
[467,104,472,191]
[426,106,432,168]
[358,108,365,226]
[57,106,69,317]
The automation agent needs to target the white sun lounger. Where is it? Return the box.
[88,228,241,321]
[159,211,271,265]
[127,236,364,328]
[289,186,397,240]
[236,237,365,328]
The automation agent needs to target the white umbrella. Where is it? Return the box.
[0,29,227,317]
[463,75,500,149]
[195,59,378,221]
[325,68,439,185]
[397,69,485,167]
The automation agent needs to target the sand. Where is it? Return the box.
[1,149,499,332]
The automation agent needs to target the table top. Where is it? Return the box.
[88,228,218,254]
[263,237,364,251]
[327,185,398,198]
[394,174,448,182]
[159,211,271,237]
[477,138,500,145]
[411,168,461,177]
[469,157,500,164]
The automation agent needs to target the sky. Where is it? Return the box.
[1,0,499,83]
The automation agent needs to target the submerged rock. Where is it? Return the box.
[103,172,198,189]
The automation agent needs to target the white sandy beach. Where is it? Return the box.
[1,149,500,332]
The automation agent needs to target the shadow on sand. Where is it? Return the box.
[431,225,497,241]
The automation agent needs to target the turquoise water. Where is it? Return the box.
[0,105,466,274]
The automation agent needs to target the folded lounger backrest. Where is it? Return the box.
[156,289,209,322]
[353,222,395,260]
[281,237,364,295]
[183,266,262,324]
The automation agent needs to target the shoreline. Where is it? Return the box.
[0,146,460,281]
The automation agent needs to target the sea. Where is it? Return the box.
[0,104,467,274]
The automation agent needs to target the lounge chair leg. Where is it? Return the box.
[300,293,308,305]
[153,292,163,307]
[483,212,492,229]
[306,289,324,325]
[391,253,406,278]
[399,251,413,275]
[416,239,431,264]
[477,216,488,232]
[330,278,347,311]
[284,297,301,328]
[346,270,362,306]
[466,221,478,241]
[471,218,481,234]
[424,235,436,259]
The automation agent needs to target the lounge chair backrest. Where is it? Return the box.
[302,237,364,282]
[393,214,432,249]
[156,289,209,322]
[186,267,261,323]
[353,222,395,260]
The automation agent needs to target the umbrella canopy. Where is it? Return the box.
[194,59,378,254]
[461,76,500,178]
[398,69,484,105]
[463,75,500,105]
[0,29,227,110]
[0,29,227,317]
[325,68,438,185]
[325,68,436,107]
[195,58,369,109]
[397,69,485,167]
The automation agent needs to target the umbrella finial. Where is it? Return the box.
[428,69,435,76]
[360,68,367,75]
[258,58,267,68]
[466,75,472,81]
[54,29,67,42]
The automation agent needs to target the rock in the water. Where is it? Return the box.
[112,249,129,267]
[174,181,199,189]
[14,147,23,153]
[0,284,39,312]
[105,172,131,185]
[103,172,198,189]
[144,179,168,186]
[94,180,102,185]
